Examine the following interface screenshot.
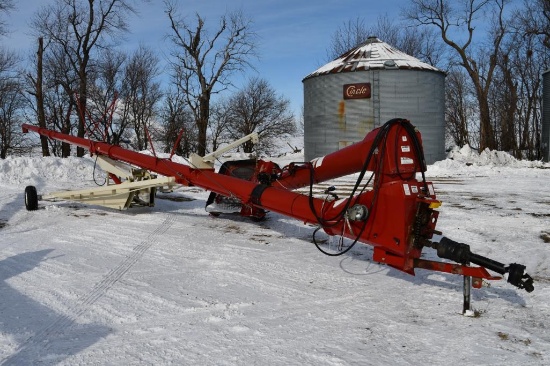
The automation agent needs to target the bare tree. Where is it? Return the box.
[445,69,476,148]
[500,24,549,159]
[0,50,24,159]
[404,0,511,151]
[31,0,138,157]
[326,15,445,66]
[514,0,550,50]
[28,15,69,159]
[166,2,257,156]
[490,44,518,153]
[0,80,24,159]
[224,77,296,154]
[41,86,74,157]
[161,87,196,157]
[209,98,231,152]
[24,38,77,157]
[119,45,162,151]
[0,1,21,158]
[87,48,127,144]
[0,0,14,36]
[42,42,79,157]
[507,0,550,160]
[31,38,51,156]
[326,17,371,60]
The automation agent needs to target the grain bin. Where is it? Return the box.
[302,37,446,164]
[543,69,550,162]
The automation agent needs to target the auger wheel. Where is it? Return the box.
[24,185,39,211]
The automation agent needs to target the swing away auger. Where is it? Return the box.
[22,118,534,309]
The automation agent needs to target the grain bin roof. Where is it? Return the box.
[303,36,441,81]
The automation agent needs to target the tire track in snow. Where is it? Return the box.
[1,214,177,366]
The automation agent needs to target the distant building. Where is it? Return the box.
[302,36,446,164]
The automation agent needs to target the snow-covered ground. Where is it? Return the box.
[1,145,549,365]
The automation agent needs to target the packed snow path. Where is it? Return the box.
[1,153,549,365]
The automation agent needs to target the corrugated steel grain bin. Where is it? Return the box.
[302,37,446,164]
[543,69,550,162]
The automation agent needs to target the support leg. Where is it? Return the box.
[463,261,471,315]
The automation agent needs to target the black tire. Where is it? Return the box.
[24,185,39,211]
[250,213,266,222]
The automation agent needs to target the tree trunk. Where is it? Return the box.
[76,70,87,157]
[197,95,210,156]
[36,37,50,157]
[500,93,517,154]
[478,97,495,151]
[62,105,72,158]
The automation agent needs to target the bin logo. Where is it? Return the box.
[343,83,371,99]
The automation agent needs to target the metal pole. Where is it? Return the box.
[463,261,471,314]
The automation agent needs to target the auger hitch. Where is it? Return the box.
[433,237,534,292]
[422,237,534,314]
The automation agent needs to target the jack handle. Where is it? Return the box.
[433,237,534,292]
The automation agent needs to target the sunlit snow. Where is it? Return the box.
[1,146,549,365]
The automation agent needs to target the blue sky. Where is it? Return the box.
[3,0,405,115]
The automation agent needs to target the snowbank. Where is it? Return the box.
[0,156,96,187]
[428,145,549,177]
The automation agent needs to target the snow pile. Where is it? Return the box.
[428,145,549,177]
[0,156,96,187]
[446,145,545,168]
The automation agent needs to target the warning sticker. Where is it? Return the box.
[400,157,414,165]
[411,185,418,194]
[401,145,411,153]
[403,183,411,196]
[314,156,324,168]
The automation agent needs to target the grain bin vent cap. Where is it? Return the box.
[303,36,441,80]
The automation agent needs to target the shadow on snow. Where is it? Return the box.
[0,250,111,365]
